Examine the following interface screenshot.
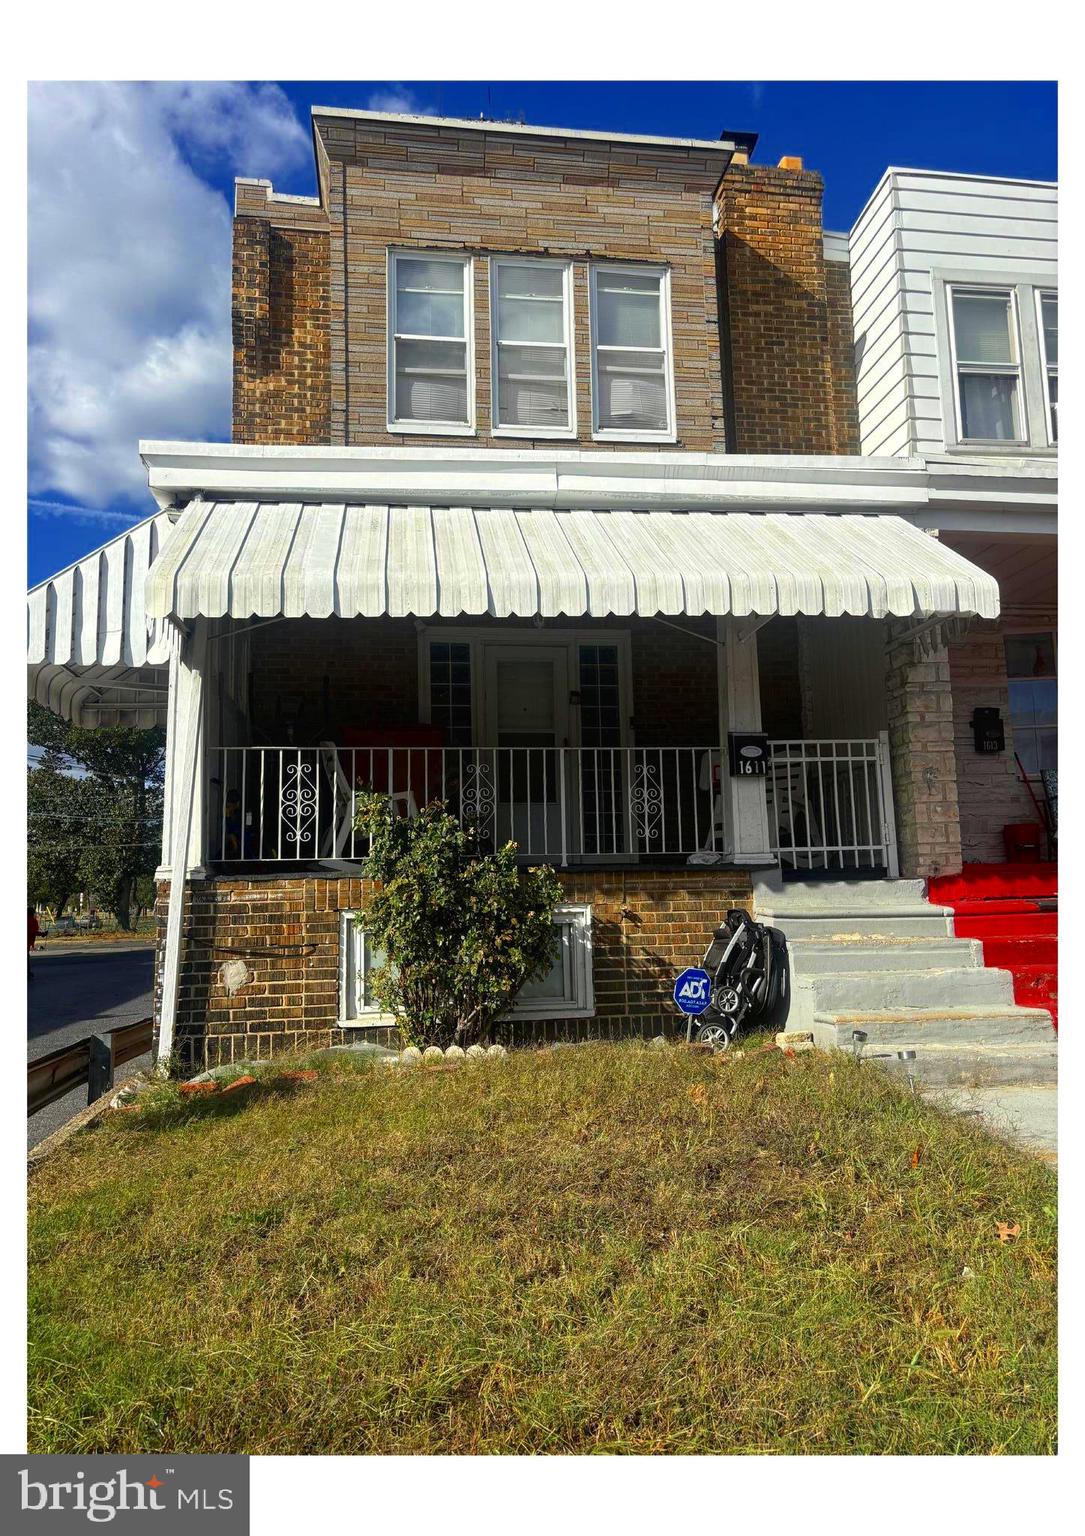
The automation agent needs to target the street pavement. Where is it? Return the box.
[28,942,155,1149]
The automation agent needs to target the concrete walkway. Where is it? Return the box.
[924,1084,1057,1166]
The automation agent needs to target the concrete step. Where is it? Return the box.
[812,1005,1056,1051]
[753,876,933,909]
[756,910,954,939]
[788,936,983,972]
[802,965,1015,1012]
[871,1044,1057,1089]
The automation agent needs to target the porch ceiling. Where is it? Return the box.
[145,501,1000,624]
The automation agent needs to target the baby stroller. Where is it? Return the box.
[688,909,784,1048]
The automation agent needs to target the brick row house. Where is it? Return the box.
[27,107,1057,1070]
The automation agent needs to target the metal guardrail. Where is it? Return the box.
[27,1017,154,1117]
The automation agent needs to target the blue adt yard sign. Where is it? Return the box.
[674,967,713,1016]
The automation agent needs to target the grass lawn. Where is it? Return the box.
[28,1043,1056,1455]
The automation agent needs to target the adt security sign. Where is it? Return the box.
[674,967,713,1016]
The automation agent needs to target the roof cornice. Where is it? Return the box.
[310,105,739,160]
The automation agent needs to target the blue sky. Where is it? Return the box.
[27,80,1056,588]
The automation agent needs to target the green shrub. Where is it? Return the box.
[354,794,564,1049]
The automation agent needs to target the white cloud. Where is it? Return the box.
[28,82,308,508]
[366,86,436,116]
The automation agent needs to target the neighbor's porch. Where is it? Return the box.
[191,613,900,878]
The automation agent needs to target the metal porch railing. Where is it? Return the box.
[210,745,725,866]
[766,733,898,876]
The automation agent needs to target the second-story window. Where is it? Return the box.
[490,258,574,435]
[589,264,675,440]
[949,286,1024,443]
[388,252,474,432]
[1039,292,1057,443]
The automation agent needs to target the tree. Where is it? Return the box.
[354,795,564,1049]
[26,765,87,916]
[27,702,165,930]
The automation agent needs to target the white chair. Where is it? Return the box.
[319,743,417,858]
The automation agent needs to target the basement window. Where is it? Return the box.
[506,904,595,1020]
[339,911,392,1024]
[387,251,475,433]
[341,906,594,1026]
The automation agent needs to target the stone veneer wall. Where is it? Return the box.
[884,625,962,880]
[155,869,753,1071]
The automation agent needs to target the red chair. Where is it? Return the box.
[340,725,446,808]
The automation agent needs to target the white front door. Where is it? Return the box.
[483,645,571,858]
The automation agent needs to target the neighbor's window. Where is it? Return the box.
[339,912,391,1023]
[1039,291,1057,443]
[589,264,675,439]
[507,904,594,1019]
[490,258,574,434]
[388,252,473,431]
[1004,631,1057,776]
[949,287,1024,442]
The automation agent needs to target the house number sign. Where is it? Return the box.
[728,732,769,777]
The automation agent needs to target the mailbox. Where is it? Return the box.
[728,732,769,777]
[972,707,1005,755]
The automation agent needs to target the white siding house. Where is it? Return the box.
[849,169,1057,459]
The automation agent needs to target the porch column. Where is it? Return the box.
[156,620,208,1071]
[716,617,774,865]
[885,622,962,880]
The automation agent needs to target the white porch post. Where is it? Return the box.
[716,617,775,866]
[156,619,207,1071]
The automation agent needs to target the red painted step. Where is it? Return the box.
[927,861,1057,1032]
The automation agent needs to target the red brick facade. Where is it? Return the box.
[158,869,752,1070]
[715,164,858,454]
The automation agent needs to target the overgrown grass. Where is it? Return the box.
[28,1044,1056,1454]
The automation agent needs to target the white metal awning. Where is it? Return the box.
[27,512,175,726]
[145,501,1000,622]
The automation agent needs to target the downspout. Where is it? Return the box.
[155,619,206,1074]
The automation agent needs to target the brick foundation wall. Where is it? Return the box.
[949,621,1050,864]
[885,625,962,880]
[232,193,331,444]
[156,868,753,1070]
[715,164,855,454]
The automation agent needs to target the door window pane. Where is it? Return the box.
[429,641,472,746]
[1005,631,1057,778]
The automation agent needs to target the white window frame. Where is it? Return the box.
[946,283,1027,448]
[1036,289,1058,446]
[339,911,395,1026]
[489,255,576,439]
[504,904,595,1020]
[932,268,1056,454]
[340,905,595,1026]
[386,248,476,436]
[588,262,677,444]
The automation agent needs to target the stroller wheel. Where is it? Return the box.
[695,1021,734,1050]
[714,983,742,1016]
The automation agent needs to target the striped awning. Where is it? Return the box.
[146,501,1000,622]
[27,513,175,726]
